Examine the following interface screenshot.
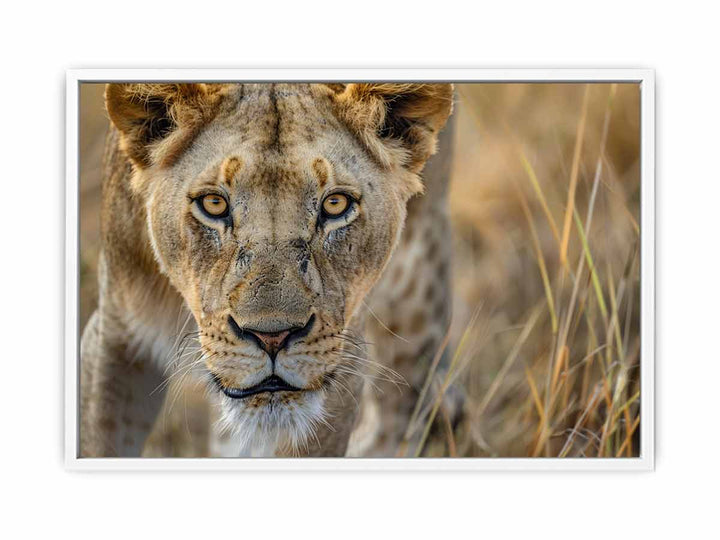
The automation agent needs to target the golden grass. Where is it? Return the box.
[415,82,642,458]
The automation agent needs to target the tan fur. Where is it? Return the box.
[80,83,454,457]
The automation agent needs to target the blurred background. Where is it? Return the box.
[79,82,641,458]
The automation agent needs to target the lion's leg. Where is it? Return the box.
[364,208,454,456]
[363,119,457,457]
[305,373,364,457]
[80,309,169,457]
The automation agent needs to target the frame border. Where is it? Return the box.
[65,69,655,471]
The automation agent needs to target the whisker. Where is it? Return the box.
[361,299,410,343]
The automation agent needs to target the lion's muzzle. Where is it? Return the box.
[227,314,316,361]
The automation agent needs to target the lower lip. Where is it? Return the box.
[217,375,302,399]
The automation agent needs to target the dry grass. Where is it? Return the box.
[416,83,641,458]
[79,82,641,458]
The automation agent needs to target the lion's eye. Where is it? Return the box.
[200,194,229,217]
[322,193,350,218]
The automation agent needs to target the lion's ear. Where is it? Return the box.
[105,83,221,168]
[333,83,454,173]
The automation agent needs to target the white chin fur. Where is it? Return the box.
[216,390,327,457]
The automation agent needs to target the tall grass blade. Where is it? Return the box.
[559,84,591,266]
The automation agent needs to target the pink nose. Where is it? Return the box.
[227,315,316,361]
[246,329,291,357]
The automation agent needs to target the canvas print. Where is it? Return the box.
[77,81,642,459]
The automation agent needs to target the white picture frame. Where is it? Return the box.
[65,68,655,471]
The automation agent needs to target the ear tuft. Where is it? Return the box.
[333,83,454,173]
[105,83,223,168]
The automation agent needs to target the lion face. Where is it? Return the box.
[106,83,452,451]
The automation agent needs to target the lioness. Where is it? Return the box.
[80,83,455,457]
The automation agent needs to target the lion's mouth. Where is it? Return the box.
[214,374,302,400]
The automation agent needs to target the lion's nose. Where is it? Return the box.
[247,328,292,358]
[227,315,315,361]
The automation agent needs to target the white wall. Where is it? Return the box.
[0,1,715,538]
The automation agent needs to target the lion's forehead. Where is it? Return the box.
[173,83,370,184]
[216,83,346,150]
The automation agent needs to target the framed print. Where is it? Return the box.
[65,69,654,470]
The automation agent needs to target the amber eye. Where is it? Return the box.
[200,194,229,217]
[322,193,351,218]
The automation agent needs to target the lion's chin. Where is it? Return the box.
[216,389,326,456]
